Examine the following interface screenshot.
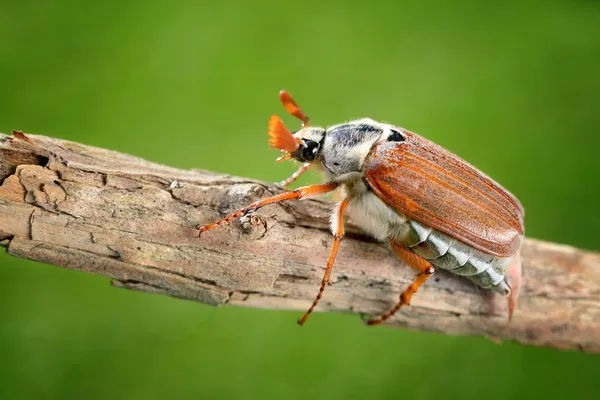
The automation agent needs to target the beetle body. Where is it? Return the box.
[199,92,524,325]
[292,118,523,302]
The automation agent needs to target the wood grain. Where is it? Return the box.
[1,131,599,354]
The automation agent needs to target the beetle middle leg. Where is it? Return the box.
[297,197,350,326]
[364,241,435,326]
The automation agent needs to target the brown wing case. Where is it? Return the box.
[364,129,524,257]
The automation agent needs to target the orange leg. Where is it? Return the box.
[364,241,435,326]
[197,182,338,235]
[297,198,349,326]
[280,162,311,187]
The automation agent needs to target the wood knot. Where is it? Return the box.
[239,214,267,239]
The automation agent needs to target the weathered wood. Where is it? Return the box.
[1,131,599,353]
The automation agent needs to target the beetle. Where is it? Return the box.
[198,90,524,326]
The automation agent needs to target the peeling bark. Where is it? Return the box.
[1,131,599,354]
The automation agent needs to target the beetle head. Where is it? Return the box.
[291,126,326,163]
[268,90,326,164]
[268,116,325,163]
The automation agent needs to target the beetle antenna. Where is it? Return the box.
[268,115,301,156]
[279,90,310,128]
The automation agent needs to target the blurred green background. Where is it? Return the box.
[1,0,599,399]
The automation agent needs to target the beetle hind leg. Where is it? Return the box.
[364,241,435,326]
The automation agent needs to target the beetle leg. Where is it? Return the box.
[297,197,350,326]
[197,182,338,235]
[280,162,311,187]
[364,242,435,326]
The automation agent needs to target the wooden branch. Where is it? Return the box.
[1,131,599,354]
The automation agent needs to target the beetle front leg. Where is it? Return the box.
[197,182,338,235]
[363,241,435,326]
[279,162,311,187]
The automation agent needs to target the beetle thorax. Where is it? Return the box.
[320,118,388,182]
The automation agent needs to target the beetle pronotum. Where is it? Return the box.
[198,91,524,325]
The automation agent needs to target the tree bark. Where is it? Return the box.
[1,131,599,354]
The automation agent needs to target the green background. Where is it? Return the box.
[1,1,599,399]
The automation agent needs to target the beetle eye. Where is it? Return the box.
[301,140,320,161]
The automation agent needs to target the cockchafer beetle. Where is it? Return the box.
[198,90,524,326]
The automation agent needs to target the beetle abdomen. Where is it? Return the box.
[398,220,514,294]
[364,133,524,258]
[346,186,515,295]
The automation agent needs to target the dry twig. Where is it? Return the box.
[1,131,599,353]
